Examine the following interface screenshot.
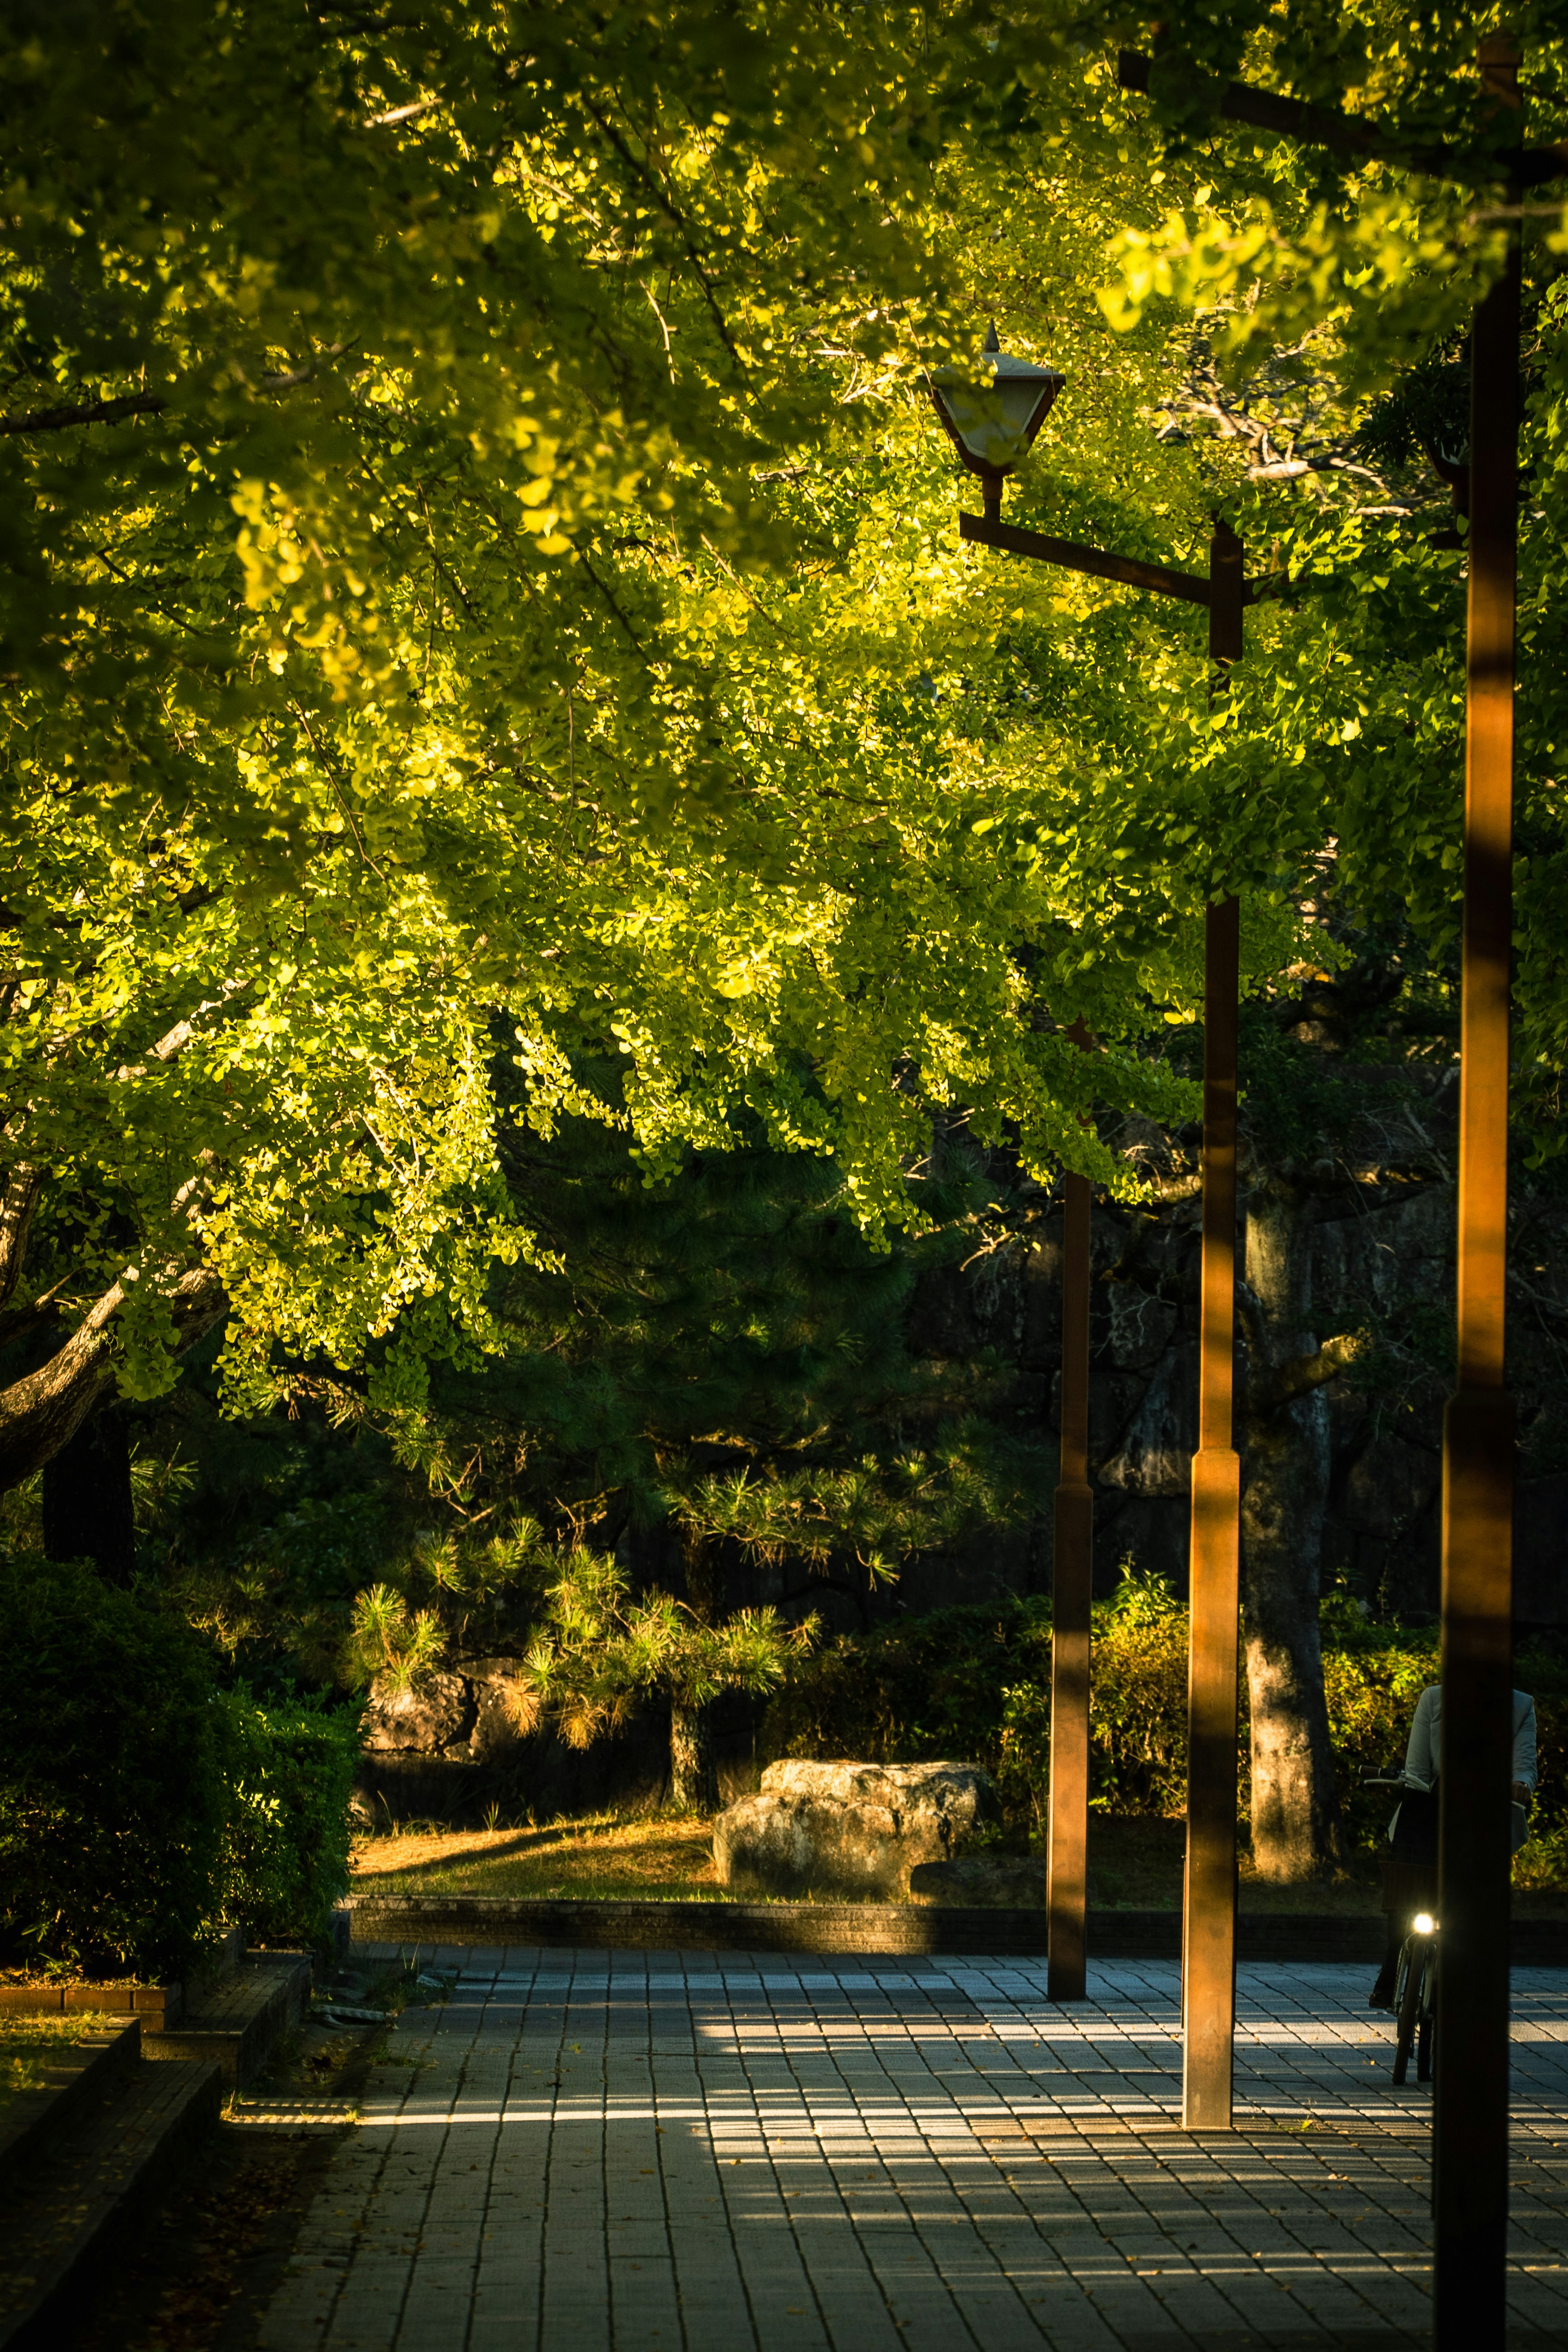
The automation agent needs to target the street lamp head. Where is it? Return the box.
[929,321,1064,493]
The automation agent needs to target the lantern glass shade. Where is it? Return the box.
[929,323,1065,480]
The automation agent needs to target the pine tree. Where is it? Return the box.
[350,1065,1051,1806]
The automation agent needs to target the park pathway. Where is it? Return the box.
[254,1947,1568,2350]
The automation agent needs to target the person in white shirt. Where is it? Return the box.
[1399,1682,1537,1805]
[1369,1682,1537,2010]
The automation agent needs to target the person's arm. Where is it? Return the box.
[1513,1695,1538,1801]
[1404,1686,1439,1789]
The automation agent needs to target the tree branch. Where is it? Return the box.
[1118,47,1566,184]
[0,1265,226,1492]
[112,984,248,1083]
[2,351,350,438]
[0,394,165,437]
[0,1274,70,1354]
[1252,1331,1369,1417]
[363,98,440,128]
[258,345,350,390]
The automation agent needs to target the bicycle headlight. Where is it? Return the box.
[1412,1912,1437,1935]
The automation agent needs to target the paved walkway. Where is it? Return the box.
[255,1947,1568,2350]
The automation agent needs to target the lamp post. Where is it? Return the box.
[930,333,1250,2113]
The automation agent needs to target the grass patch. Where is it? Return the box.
[349,1810,725,1903]
[350,1811,895,1906]
[0,2011,124,2117]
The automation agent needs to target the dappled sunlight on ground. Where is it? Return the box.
[256,1947,1568,2349]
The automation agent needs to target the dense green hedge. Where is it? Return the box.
[220,1689,361,1951]
[0,1551,362,1979]
[762,1571,1568,1883]
[0,1552,232,1978]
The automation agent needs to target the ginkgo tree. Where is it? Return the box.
[0,2,1249,1486]
[13,0,1568,1913]
[0,0,991,1469]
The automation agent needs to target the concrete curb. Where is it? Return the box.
[343,1894,1566,1964]
[144,1952,312,2089]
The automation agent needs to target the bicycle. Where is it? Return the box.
[1365,1771,1439,2086]
[1363,1764,1529,2090]
[1392,1909,1438,2084]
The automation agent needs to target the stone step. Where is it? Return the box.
[0,2023,141,2196]
[142,1951,312,2089]
[0,2049,221,2350]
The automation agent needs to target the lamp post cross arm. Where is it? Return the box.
[960,510,1276,623]
[959,511,1210,604]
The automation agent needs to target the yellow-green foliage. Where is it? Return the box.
[1078,1569,1194,1818]
[765,1572,1568,1883]
[1317,1615,1568,1885]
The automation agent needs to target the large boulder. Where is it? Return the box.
[355,1662,502,1823]
[713,1760,996,1900]
[360,1658,523,1764]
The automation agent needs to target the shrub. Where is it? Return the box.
[1315,1614,1568,1874]
[0,1552,231,1978]
[1080,1568,1192,1816]
[762,1597,1055,1812]
[764,1571,1568,1884]
[220,1689,362,1949]
[0,1552,365,1978]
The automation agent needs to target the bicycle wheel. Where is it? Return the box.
[1393,1939,1421,2085]
[1416,1947,1438,2083]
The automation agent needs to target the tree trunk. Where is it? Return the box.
[668,1530,726,1813]
[0,1266,224,1492]
[1240,1181,1344,1880]
[669,1698,721,1814]
[43,1404,136,1583]
[0,1165,43,1310]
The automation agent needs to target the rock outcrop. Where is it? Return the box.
[362,1670,476,1755]
[356,1657,524,1820]
[353,1655,672,1826]
[712,1760,996,1899]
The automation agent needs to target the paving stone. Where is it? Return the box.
[273,1947,1568,2348]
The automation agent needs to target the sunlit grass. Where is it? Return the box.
[350,1808,730,1902]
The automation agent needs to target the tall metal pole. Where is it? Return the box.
[1434,37,1521,2345]
[1049,1162,1093,2000]
[1182,523,1245,2131]
[951,491,1251,2059]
